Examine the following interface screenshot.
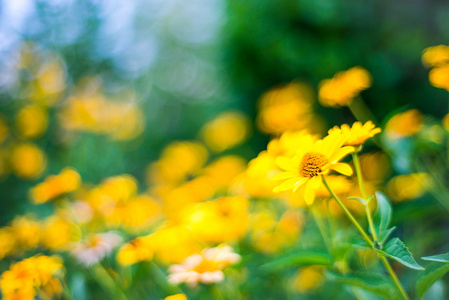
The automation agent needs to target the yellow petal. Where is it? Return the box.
[330,163,353,176]
[293,177,309,192]
[329,146,355,163]
[304,179,317,205]
[275,156,298,172]
[273,177,301,193]
[272,172,298,181]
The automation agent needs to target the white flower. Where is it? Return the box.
[71,232,122,266]
[168,245,240,286]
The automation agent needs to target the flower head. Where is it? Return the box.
[70,232,122,266]
[272,131,354,205]
[168,245,240,286]
[318,66,371,107]
[329,121,381,146]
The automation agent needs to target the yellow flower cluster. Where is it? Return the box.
[318,66,372,107]
[385,109,423,138]
[422,45,449,91]
[59,81,144,141]
[0,255,64,300]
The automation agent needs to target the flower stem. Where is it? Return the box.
[322,175,409,300]
[352,152,378,242]
[322,175,372,245]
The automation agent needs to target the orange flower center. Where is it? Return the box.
[300,152,328,178]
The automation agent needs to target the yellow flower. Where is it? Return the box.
[0,115,9,144]
[272,131,354,205]
[11,216,40,250]
[116,235,154,266]
[428,64,449,91]
[0,255,63,299]
[292,266,324,293]
[200,111,251,152]
[164,294,187,300]
[256,82,316,134]
[318,66,372,107]
[15,105,48,139]
[328,121,381,146]
[387,173,429,202]
[10,143,47,179]
[422,45,449,67]
[385,109,423,138]
[31,167,81,204]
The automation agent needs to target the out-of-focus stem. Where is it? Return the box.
[352,152,378,242]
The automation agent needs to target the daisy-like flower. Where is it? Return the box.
[272,131,354,205]
[168,245,240,286]
[71,232,122,266]
[328,121,381,146]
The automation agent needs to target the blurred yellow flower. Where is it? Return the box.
[329,121,381,146]
[0,255,64,300]
[385,109,423,138]
[11,216,40,250]
[0,228,16,260]
[422,45,449,67]
[272,131,354,205]
[15,105,48,139]
[257,82,316,134]
[10,143,47,179]
[40,214,78,250]
[200,111,251,152]
[292,266,324,293]
[239,151,278,198]
[202,155,246,191]
[31,167,81,204]
[181,196,249,243]
[358,152,391,182]
[117,235,154,266]
[267,130,319,159]
[428,64,449,91]
[164,294,187,300]
[387,173,429,202]
[151,225,201,264]
[168,245,240,286]
[319,66,372,107]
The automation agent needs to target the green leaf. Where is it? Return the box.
[421,253,449,263]
[416,262,449,299]
[328,272,399,299]
[373,191,392,238]
[375,238,424,270]
[379,226,396,245]
[259,251,332,273]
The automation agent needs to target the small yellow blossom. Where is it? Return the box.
[40,214,78,250]
[387,173,429,202]
[329,121,381,146]
[272,131,354,205]
[292,266,324,293]
[11,216,41,250]
[200,111,251,152]
[385,109,423,138]
[257,82,316,134]
[0,115,9,144]
[319,66,372,107]
[168,245,240,286]
[15,105,48,139]
[117,235,154,266]
[428,64,449,91]
[31,167,81,204]
[10,143,47,179]
[422,45,449,67]
[164,294,187,300]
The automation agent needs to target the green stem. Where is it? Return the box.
[322,175,409,300]
[311,205,333,253]
[94,263,128,300]
[352,152,378,242]
[322,176,373,245]
[379,256,410,300]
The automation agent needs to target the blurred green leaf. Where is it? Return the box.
[259,251,332,273]
[416,262,449,299]
[375,238,424,270]
[421,253,449,263]
[328,272,398,299]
